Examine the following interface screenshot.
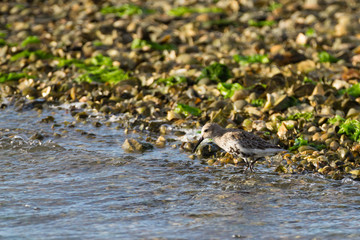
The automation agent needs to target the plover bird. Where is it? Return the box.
[193,123,285,172]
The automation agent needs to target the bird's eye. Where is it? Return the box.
[204,129,208,132]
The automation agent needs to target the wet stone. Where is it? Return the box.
[156,136,166,148]
[40,116,55,123]
[75,111,89,121]
[30,133,44,141]
[92,121,102,128]
[195,142,221,158]
[21,87,38,99]
[122,138,153,153]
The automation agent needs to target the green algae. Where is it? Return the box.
[197,62,232,83]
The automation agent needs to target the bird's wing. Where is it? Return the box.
[225,130,282,150]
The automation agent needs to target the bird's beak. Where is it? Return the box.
[192,136,204,153]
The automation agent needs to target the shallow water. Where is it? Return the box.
[1,106,360,239]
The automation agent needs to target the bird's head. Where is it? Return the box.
[192,123,221,152]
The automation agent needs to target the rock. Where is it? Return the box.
[298,145,317,153]
[242,118,252,131]
[270,49,306,65]
[282,120,297,129]
[75,111,88,121]
[99,105,111,114]
[244,106,262,118]
[324,94,337,106]
[308,126,319,133]
[332,79,350,90]
[292,84,315,97]
[342,68,360,81]
[21,87,38,99]
[335,14,351,37]
[122,138,153,152]
[320,106,335,115]
[312,132,321,141]
[209,100,230,110]
[272,95,292,112]
[252,120,266,131]
[197,78,212,85]
[30,133,45,141]
[176,53,198,65]
[350,169,360,179]
[40,116,55,123]
[41,86,52,98]
[210,109,229,126]
[277,122,288,140]
[92,121,102,127]
[329,140,339,151]
[304,0,320,10]
[231,89,250,101]
[338,147,350,160]
[195,142,221,158]
[275,165,287,173]
[297,60,316,73]
[296,33,307,45]
[233,100,247,112]
[136,62,155,73]
[167,110,182,121]
[287,103,314,115]
[318,165,332,175]
[156,136,166,148]
[311,83,325,96]
[346,108,360,118]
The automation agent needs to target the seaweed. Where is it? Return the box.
[100,4,153,17]
[57,54,129,84]
[328,116,360,142]
[305,28,315,36]
[287,112,314,121]
[21,36,41,47]
[0,72,34,83]
[217,82,243,98]
[131,39,176,51]
[174,103,201,117]
[248,19,276,27]
[289,136,326,151]
[251,98,266,107]
[197,62,232,82]
[268,2,282,11]
[318,51,339,63]
[233,54,270,65]
[157,76,187,86]
[338,119,360,142]
[10,50,53,61]
[168,6,223,17]
[345,83,360,98]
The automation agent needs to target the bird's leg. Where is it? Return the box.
[243,158,251,172]
[249,158,262,172]
[249,159,254,172]
[249,162,254,172]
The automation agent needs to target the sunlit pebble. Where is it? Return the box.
[352,144,360,152]
[352,55,360,65]
[232,234,243,238]
[113,61,121,67]
[49,41,57,47]
[79,96,88,102]
[296,33,307,45]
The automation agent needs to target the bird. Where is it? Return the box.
[193,123,286,172]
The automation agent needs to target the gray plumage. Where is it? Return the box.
[193,123,285,171]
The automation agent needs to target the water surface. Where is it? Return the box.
[1,107,360,239]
